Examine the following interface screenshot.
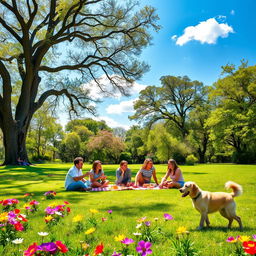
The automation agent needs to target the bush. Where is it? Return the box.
[32,155,51,162]
[186,154,198,165]
[119,152,132,163]
[173,152,186,164]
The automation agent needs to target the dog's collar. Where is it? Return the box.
[192,191,202,201]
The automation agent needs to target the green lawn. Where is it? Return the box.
[0,163,255,255]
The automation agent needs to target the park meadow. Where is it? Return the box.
[0,163,255,256]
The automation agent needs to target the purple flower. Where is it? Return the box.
[38,242,58,254]
[144,221,151,227]
[45,207,56,215]
[8,211,17,218]
[136,240,152,256]
[121,238,134,245]
[112,252,122,256]
[108,210,113,214]
[252,234,256,240]
[164,213,173,221]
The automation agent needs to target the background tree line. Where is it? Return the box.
[1,61,255,164]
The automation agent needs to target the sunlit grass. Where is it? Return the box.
[0,163,255,255]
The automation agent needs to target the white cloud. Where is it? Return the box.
[171,35,177,41]
[174,18,234,46]
[94,116,130,130]
[230,10,235,15]
[81,74,147,100]
[106,99,137,114]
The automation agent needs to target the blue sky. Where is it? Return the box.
[59,0,256,130]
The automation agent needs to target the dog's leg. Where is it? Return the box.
[205,215,210,227]
[234,216,243,230]
[198,212,207,229]
[227,219,233,229]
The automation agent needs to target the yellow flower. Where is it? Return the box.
[48,203,58,208]
[81,242,90,250]
[72,214,84,223]
[23,203,30,208]
[0,212,8,222]
[176,226,189,235]
[114,234,126,242]
[45,215,53,222]
[89,209,99,214]
[238,236,250,242]
[85,227,96,235]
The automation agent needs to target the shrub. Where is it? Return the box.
[186,154,198,165]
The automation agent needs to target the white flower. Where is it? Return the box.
[136,223,142,229]
[38,232,49,236]
[133,232,142,236]
[17,214,27,221]
[154,218,159,221]
[12,238,24,244]
[55,211,62,216]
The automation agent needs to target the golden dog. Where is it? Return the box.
[179,181,243,230]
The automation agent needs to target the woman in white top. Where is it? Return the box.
[135,158,159,186]
[159,159,184,189]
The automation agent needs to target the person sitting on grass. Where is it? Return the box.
[134,158,159,187]
[90,160,109,188]
[65,157,91,191]
[116,160,132,186]
[159,159,185,189]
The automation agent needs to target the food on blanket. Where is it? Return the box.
[112,185,118,190]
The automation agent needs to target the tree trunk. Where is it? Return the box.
[2,120,29,165]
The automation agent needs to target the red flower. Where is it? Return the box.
[66,207,71,213]
[94,243,104,255]
[14,209,20,214]
[14,222,24,231]
[64,201,69,205]
[18,214,28,222]
[243,241,256,255]
[56,241,68,253]
[24,243,38,256]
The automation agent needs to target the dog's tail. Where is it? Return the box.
[225,181,243,197]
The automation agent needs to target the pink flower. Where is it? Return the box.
[226,236,236,243]
[108,210,113,214]
[136,240,152,256]
[121,238,134,245]
[24,243,38,256]
[102,217,107,222]
[163,213,173,221]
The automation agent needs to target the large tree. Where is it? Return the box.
[207,63,256,163]
[130,75,204,138]
[0,0,159,164]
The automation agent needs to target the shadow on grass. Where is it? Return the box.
[99,202,172,216]
[190,226,254,233]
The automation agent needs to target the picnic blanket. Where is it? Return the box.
[91,185,161,192]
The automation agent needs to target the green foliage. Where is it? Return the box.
[59,132,81,162]
[186,155,198,165]
[147,123,190,162]
[207,63,256,163]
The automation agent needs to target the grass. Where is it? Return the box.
[0,163,255,255]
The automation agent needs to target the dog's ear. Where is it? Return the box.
[190,183,198,198]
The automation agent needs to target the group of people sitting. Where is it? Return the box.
[64,157,185,192]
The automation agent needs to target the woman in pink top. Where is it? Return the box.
[159,159,184,189]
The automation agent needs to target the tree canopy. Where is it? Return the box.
[0,0,159,164]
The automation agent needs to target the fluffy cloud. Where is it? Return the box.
[82,74,147,100]
[94,116,130,130]
[174,18,234,46]
[106,99,137,114]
